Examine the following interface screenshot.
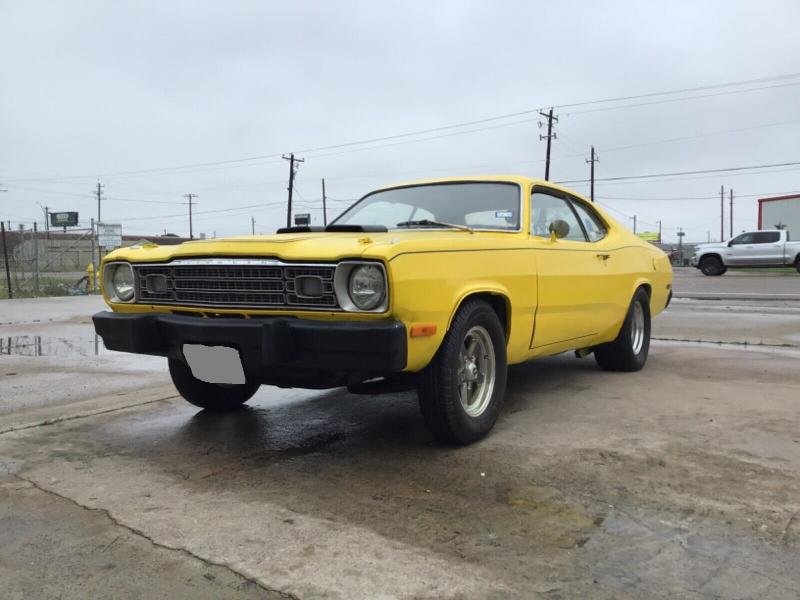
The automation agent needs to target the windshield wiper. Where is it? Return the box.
[396,219,473,233]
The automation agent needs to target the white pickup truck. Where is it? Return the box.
[692,230,800,275]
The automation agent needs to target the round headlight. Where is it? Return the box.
[111,264,135,301]
[348,265,385,311]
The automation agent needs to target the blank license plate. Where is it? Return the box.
[183,344,245,385]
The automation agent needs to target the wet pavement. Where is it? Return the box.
[1,287,800,598]
[673,267,800,299]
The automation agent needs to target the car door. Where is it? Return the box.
[725,232,756,265]
[530,188,615,351]
[750,231,782,265]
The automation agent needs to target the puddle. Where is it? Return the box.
[1,334,113,358]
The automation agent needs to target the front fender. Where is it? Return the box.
[389,250,537,371]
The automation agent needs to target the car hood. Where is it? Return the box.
[694,242,728,252]
[104,230,527,264]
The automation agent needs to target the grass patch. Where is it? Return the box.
[0,276,95,298]
[735,267,797,275]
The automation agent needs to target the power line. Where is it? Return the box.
[556,160,800,184]
[4,71,800,183]
[554,71,800,109]
[562,81,800,116]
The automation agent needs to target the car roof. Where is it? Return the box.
[366,175,592,204]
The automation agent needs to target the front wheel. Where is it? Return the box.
[594,288,651,372]
[417,299,508,445]
[168,358,260,410]
[699,256,725,276]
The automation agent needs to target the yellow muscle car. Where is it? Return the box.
[93,175,673,444]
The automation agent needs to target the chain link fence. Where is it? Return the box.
[1,224,99,298]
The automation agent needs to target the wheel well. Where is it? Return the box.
[699,253,723,264]
[455,292,510,341]
[638,283,652,299]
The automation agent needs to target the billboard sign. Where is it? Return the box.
[50,211,79,227]
[98,223,123,249]
[637,231,660,242]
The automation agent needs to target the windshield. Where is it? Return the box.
[333,182,521,231]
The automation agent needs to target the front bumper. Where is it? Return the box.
[93,311,407,377]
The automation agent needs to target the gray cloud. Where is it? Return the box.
[1,0,799,241]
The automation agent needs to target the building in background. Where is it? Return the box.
[758,194,800,235]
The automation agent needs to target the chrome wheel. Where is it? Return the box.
[456,326,496,417]
[630,301,645,355]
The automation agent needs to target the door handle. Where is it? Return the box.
[596,254,611,261]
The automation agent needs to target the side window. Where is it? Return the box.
[730,233,755,245]
[753,231,780,243]
[568,198,607,242]
[531,191,587,241]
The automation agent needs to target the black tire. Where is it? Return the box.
[168,357,260,410]
[594,288,651,372]
[699,256,725,276]
[795,257,800,274]
[417,299,508,445]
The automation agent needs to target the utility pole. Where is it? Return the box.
[538,108,558,181]
[282,153,304,227]
[94,182,104,270]
[321,178,328,226]
[95,181,104,225]
[90,218,96,293]
[631,215,637,234]
[729,189,734,238]
[251,217,256,235]
[657,220,662,243]
[184,193,198,239]
[586,146,598,202]
[33,222,39,295]
[1,221,12,299]
[677,228,685,265]
[719,185,725,242]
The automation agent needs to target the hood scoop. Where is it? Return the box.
[276,224,389,234]
[276,226,325,234]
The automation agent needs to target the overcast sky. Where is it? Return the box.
[2,0,799,242]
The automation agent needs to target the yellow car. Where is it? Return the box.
[93,175,672,444]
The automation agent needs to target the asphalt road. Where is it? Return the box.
[1,284,799,599]
[673,267,800,299]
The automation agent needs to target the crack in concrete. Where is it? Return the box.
[0,396,179,436]
[14,474,300,600]
[653,336,799,349]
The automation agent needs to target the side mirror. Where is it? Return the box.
[548,219,570,240]
[727,240,733,247]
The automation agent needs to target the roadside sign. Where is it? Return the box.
[294,213,311,226]
[50,211,79,227]
[637,231,660,242]
[97,223,123,249]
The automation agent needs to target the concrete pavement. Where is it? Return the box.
[1,280,800,598]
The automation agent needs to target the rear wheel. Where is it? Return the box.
[594,288,651,372]
[418,299,507,445]
[795,256,800,274]
[168,358,260,410]
[699,256,725,276]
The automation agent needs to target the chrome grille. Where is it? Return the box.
[133,261,338,310]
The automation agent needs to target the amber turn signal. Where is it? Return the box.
[410,324,437,337]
